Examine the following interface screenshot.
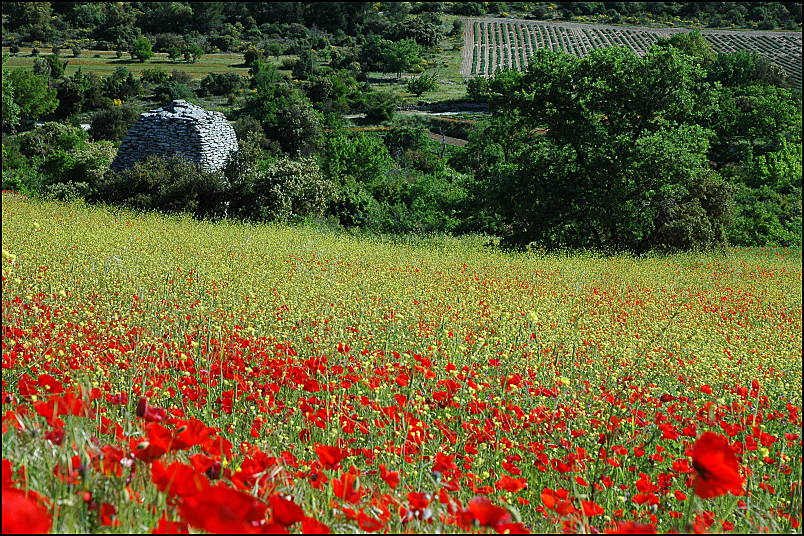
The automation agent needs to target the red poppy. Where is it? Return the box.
[332,470,365,504]
[151,460,209,498]
[379,464,399,489]
[691,432,744,498]
[604,521,657,533]
[467,496,512,527]
[269,494,305,527]
[301,516,331,534]
[151,514,189,534]
[99,502,120,527]
[357,511,385,532]
[179,484,268,534]
[315,445,348,470]
[2,487,52,534]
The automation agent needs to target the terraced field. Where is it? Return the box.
[462,17,803,87]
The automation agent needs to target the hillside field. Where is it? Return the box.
[2,194,802,533]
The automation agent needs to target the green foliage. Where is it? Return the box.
[653,31,716,68]
[227,156,336,222]
[464,47,732,252]
[727,140,802,246]
[97,155,228,219]
[90,105,140,142]
[361,91,400,122]
[8,69,58,121]
[199,73,245,96]
[132,37,155,63]
[183,43,205,63]
[2,58,21,131]
[141,68,170,85]
[104,67,141,101]
[16,122,88,159]
[406,73,439,96]
[393,16,443,48]
[466,76,490,102]
[153,81,195,103]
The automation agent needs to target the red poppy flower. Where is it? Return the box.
[691,432,744,498]
[332,470,365,504]
[269,494,305,527]
[2,487,52,534]
[179,484,268,534]
[467,496,512,527]
[152,514,189,534]
[604,521,657,533]
[379,464,399,489]
[315,445,348,470]
[301,516,331,534]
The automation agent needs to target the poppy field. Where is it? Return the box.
[2,193,802,534]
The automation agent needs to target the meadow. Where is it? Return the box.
[2,193,802,533]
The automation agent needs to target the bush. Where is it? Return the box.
[153,81,194,102]
[362,91,399,122]
[406,73,439,96]
[141,68,170,85]
[96,155,228,219]
[18,122,87,159]
[227,156,335,222]
[90,105,140,142]
[199,72,245,96]
[466,76,489,102]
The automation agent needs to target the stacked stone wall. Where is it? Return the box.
[111,100,238,171]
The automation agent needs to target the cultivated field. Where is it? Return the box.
[461,17,803,87]
[2,194,802,533]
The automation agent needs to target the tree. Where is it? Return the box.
[382,39,423,80]
[183,43,204,63]
[131,37,155,63]
[2,58,21,131]
[8,69,58,121]
[461,46,733,252]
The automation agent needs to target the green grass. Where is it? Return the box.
[2,48,297,80]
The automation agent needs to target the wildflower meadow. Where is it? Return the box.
[2,193,802,533]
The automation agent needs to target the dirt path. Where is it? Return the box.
[426,132,468,147]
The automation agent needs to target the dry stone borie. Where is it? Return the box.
[111,100,238,171]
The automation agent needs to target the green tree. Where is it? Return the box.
[183,43,204,63]
[382,39,423,80]
[2,58,21,131]
[131,37,155,63]
[9,69,58,121]
[461,46,732,252]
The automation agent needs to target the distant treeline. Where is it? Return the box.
[2,3,801,53]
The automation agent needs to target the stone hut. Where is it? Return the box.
[111,100,238,171]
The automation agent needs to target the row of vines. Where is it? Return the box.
[462,18,802,87]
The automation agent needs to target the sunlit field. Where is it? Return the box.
[2,193,801,533]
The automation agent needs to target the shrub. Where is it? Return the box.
[153,81,194,102]
[90,105,140,142]
[141,68,169,85]
[97,155,228,219]
[362,91,399,122]
[71,46,81,57]
[227,156,335,222]
[17,122,87,159]
[406,73,439,96]
[199,72,245,96]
